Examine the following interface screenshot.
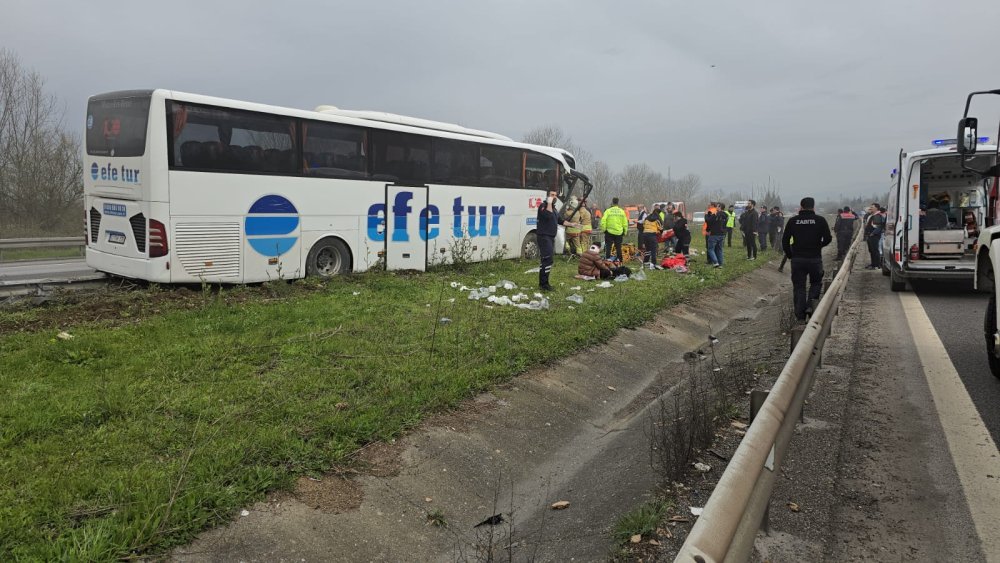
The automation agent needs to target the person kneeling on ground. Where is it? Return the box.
[578,244,614,279]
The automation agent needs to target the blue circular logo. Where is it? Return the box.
[245,195,299,257]
[90,163,99,180]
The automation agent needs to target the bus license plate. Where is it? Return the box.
[107,231,126,245]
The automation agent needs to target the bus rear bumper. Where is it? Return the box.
[86,247,171,283]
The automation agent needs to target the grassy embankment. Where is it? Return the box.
[0,247,84,262]
[0,241,776,560]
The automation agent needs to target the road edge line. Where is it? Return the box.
[899,292,1000,562]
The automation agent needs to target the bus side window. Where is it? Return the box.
[432,139,477,185]
[481,145,522,188]
[303,121,368,179]
[170,102,296,175]
[525,152,558,191]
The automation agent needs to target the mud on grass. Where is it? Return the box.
[0,246,773,560]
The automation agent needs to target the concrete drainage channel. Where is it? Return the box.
[172,260,798,562]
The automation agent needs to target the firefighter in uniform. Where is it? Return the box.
[781,197,832,321]
[833,205,857,260]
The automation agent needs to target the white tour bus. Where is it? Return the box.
[882,140,996,291]
[84,89,588,283]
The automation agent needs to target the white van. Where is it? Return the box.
[882,143,997,291]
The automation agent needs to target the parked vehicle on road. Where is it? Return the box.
[692,211,706,225]
[83,89,590,283]
[881,141,996,291]
[955,88,1000,378]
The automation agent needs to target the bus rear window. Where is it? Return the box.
[86,93,151,157]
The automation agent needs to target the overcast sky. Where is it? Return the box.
[5,0,1000,203]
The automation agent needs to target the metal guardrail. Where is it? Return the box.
[0,236,86,262]
[674,232,863,563]
[0,236,85,250]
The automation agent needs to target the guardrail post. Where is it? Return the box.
[749,389,771,535]
[790,325,805,354]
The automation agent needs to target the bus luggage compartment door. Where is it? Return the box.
[384,185,429,272]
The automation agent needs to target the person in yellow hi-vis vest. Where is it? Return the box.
[600,197,629,262]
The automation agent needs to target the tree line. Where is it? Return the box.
[0,49,82,237]
[521,125,788,213]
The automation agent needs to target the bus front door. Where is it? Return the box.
[384,185,429,271]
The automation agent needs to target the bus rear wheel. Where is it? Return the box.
[307,238,351,277]
[521,232,539,260]
[985,293,1000,379]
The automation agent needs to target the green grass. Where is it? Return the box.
[0,247,84,262]
[611,499,673,544]
[0,242,775,560]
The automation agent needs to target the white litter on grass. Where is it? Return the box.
[498,280,517,290]
[613,275,629,282]
[568,305,575,310]
[566,294,584,304]
[447,298,455,303]
[596,281,613,288]
[632,268,647,281]
[450,281,459,288]
[440,318,452,323]
[240,510,250,517]
[56,331,74,340]
[569,286,582,291]
[693,462,711,472]
[352,292,360,296]
[690,506,704,516]
[534,292,544,299]
[459,285,470,292]
[524,267,540,273]
[487,295,513,306]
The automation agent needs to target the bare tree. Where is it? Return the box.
[0,49,83,236]
[585,160,616,207]
[673,174,702,203]
[521,124,591,172]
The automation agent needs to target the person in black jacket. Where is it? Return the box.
[739,200,759,260]
[781,197,832,321]
[536,191,578,291]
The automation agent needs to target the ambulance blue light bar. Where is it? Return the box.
[932,137,990,146]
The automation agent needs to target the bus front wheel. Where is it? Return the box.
[521,232,539,260]
[307,238,351,277]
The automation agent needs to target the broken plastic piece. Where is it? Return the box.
[632,267,647,281]
[524,267,540,273]
[596,281,613,288]
[566,294,584,304]
[613,275,629,282]
[498,279,517,290]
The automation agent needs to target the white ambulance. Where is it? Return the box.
[881,140,996,291]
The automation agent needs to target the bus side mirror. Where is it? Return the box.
[958,117,979,155]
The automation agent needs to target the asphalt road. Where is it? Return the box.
[0,258,98,282]
[909,279,1000,447]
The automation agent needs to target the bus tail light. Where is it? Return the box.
[909,244,919,261]
[149,219,168,258]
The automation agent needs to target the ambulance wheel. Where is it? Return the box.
[985,293,1000,379]
[889,267,906,292]
[521,232,539,260]
[307,238,351,277]
[881,259,890,276]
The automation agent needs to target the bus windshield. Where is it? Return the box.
[86,91,151,157]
